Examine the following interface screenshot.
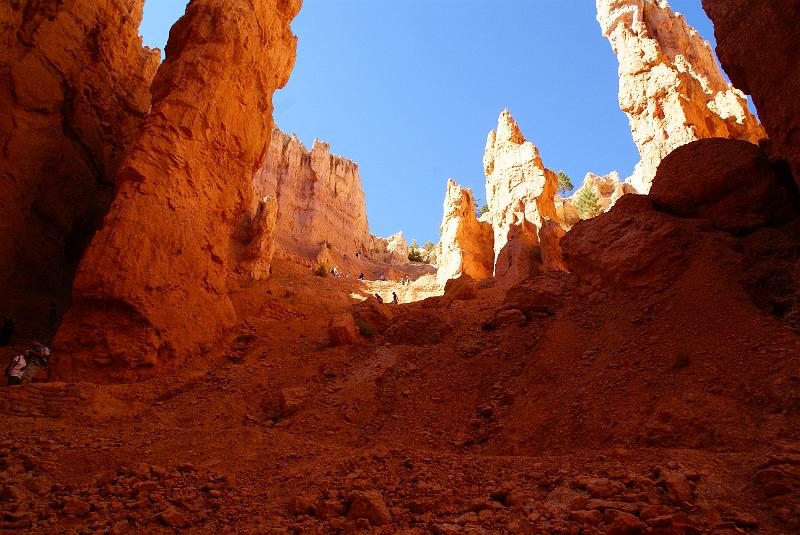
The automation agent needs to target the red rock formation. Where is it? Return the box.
[702,0,800,188]
[0,0,159,333]
[483,109,563,283]
[52,0,301,382]
[253,129,372,263]
[369,232,410,265]
[556,172,634,229]
[597,0,766,193]
[437,179,494,284]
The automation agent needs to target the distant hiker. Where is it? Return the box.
[47,302,57,332]
[5,353,26,386]
[405,276,411,286]
[21,343,50,384]
[358,272,365,280]
[379,273,386,282]
[392,292,398,304]
[374,294,384,304]
[355,251,360,258]
[0,318,14,347]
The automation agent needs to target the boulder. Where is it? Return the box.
[346,491,392,525]
[650,139,799,233]
[328,314,360,346]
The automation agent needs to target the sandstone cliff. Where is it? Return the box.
[597,0,766,193]
[52,0,301,382]
[369,232,409,265]
[437,179,494,285]
[0,0,159,333]
[483,109,563,282]
[253,129,372,264]
[702,0,800,189]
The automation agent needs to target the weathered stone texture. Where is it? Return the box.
[52,0,301,382]
[0,0,159,332]
[597,0,766,193]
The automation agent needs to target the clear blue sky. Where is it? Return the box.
[140,0,720,245]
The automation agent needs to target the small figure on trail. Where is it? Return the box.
[355,251,360,258]
[21,343,50,384]
[358,273,365,280]
[405,276,411,286]
[0,318,14,347]
[392,292,398,304]
[4,352,26,386]
[374,294,384,304]
[331,266,339,278]
[379,273,386,282]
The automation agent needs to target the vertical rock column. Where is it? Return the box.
[0,0,159,333]
[483,109,562,283]
[437,179,494,285]
[52,0,302,382]
[702,0,800,188]
[597,0,765,193]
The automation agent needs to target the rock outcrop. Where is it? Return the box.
[437,179,494,284]
[597,0,766,193]
[0,0,160,333]
[556,172,634,229]
[483,109,563,283]
[52,0,301,382]
[369,232,409,265]
[702,0,800,189]
[253,129,372,263]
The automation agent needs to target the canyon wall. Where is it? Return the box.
[253,129,372,264]
[702,0,800,189]
[597,0,766,193]
[0,0,159,332]
[437,179,494,285]
[52,0,301,382]
[482,109,563,283]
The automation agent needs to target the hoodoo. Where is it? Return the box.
[51,0,302,382]
[0,0,159,334]
[437,179,494,284]
[597,0,765,193]
[482,109,564,283]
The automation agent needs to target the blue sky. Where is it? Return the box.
[140,0,720,244]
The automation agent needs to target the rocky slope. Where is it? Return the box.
[51,0,302,383]
[597,0,766,193]
[0,0,159,338]
[253,129,372,264]
[437,179,494,284]
[702,0,800,189]
[482,109,564,283]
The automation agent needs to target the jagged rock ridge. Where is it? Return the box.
[253,129,372,264]
[597,0,766,193]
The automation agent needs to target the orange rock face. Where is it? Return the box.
[597,0,766,193]
[437,179,494,285]
[702,0,800,188]
[52,0,301,382]
[483,109,563,283]
[0,0,159,331]
[556,172,634,229]
[253,129,372,263]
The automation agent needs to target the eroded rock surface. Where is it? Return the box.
[253,129,371,263]
[0,0,159,333]
[597,0,765,193]
[483,109,563,283]
[703,0,800,188]
[52,0,301,382]
[556,172,633,229]
[437,179,494,285]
